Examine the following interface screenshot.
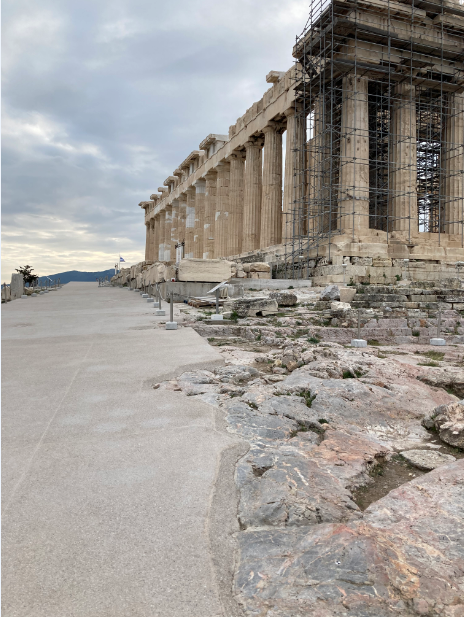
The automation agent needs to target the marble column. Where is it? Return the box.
[203,171,217,259]
[158,210,166,261]
[214,162,230,258]
[145,222,150,261]
[164,206,172,262]
[260,123,283,248]
[243,139,263,252]
[227,151,245,256]
[312,95,334,235]
[389,82,418,235]
[177,194,187,259]
[149,219,155,262]
[153,217,160,263]
[194,180,206,258]
[338,74,370,235]
[283,107,306,241]
[171,200,179,260]
[185,188,196,258]
[443,92,464,236]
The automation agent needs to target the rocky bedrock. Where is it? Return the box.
[157,341,464,615]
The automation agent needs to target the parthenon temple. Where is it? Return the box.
[140,0,464,283]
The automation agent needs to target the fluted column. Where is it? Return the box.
[145,222,150,261]
[215,162,230,258]
[283,107,306,241]
[153,217,160,262]
[194,180,206,258]
[243,139,263,252]
[203,171,217,259]
[185,188,196,258]
[178,194,187,255]
[389,82,418,236]
[312,95,333,235]
[171,199,179,260]
[443,92,464,237]
[164,206,172,262]
[261,123,283,248]
[339,73,370,235]
[158,210,166,261]
[227,151,245,256]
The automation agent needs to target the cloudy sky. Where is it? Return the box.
[2,0,309,279]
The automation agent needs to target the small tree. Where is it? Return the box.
[15,265,38,286]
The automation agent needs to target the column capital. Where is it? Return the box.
[284,104,306,118]
[225,150,245,163]
[204,170,218,180]
[284,107,296,118]
[244,138,262,149]
[263,121,278,134]
[194,179,206,193]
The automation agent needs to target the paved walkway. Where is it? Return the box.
[2,284,244,617]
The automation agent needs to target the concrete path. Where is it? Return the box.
[2,283,245,617]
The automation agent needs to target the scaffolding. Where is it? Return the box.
[283,0,464,279]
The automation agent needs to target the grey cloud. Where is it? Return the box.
[2,0,308,277]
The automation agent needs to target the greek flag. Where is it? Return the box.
[120,256,125,262]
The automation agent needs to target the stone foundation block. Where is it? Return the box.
[178,258,233,283]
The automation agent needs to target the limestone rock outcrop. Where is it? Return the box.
[400,448,456,470]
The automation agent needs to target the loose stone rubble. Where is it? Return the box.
[423,401,464,449]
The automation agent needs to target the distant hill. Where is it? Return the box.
[37,269,118,285]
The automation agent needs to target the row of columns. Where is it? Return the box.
[145,74,463,263]
[314,74,463,237]
[146,114,300,262]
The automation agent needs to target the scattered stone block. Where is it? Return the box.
[400,449,456,471]
[223,297,279,317]
[339,287,356,303]
[320,284,340,301]
[269,291,297,306]
[21,295,28,299]
[178,258,233,282]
